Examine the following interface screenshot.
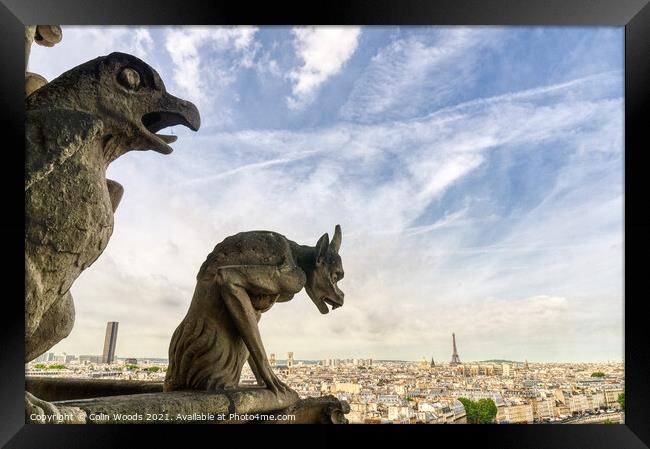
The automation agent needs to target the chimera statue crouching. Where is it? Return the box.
[164,225,345,405]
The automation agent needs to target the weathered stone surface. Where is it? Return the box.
[52,388,319,424]
[25,391,86,424]
[25,25,63,96]
[26,377,165,402]
[25,72,48,97]
[26,378,350,424]
[25,52,200,423]
[33,25,63,47]
[24,25,37,72]
[260,395,351,424]
[164,226,345,410]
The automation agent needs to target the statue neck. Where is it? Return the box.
[289,241,316,273]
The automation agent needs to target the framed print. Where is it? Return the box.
[1,0,648,447]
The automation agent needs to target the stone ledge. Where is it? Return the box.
[53,388,294,423]
[53,391,348,424]
[28,377,350,424]
[26,376,164,402]
[259,395,351,424]
[28,378,347,424]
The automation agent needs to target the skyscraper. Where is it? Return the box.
[450,332,461,365]
[102,321,119,364]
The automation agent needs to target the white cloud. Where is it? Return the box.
[287,26,361,110]
[339,28,503,123]
[163,26,258,124]
[132,28,154,59]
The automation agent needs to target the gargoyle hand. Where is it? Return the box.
[264,373,299,405]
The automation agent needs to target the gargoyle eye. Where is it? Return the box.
[117,67,141,90]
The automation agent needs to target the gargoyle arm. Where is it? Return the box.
[216,266,290,394]
[247,312,264,386]
[247,354,264,386]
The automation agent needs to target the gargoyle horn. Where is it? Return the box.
[316,232,329,263]
[330,224,342,253]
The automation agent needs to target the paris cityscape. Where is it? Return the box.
[26,322,625,424]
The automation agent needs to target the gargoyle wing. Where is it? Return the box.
[25,109,104,191]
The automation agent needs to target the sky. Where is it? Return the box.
[29,26,624,363]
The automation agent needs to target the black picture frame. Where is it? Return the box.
[1,0,648,447]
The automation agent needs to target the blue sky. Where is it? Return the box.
[30,26,623,362]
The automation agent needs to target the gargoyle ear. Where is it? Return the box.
[330,224,342,253]
[315,233,329,265]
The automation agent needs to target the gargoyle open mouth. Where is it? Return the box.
[320,297,343,314]
[141,110,200,154]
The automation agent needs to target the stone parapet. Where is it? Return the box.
[26,377,349,424]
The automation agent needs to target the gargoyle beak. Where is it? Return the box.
[315,295,344,315]
[140,92,201,154]
[314,297,331,315]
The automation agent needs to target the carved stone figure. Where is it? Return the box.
[164,226,345,406]
[25,52,201,364]
[25,25,63,70]
[25,25,63,96]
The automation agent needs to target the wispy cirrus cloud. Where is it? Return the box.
[339,28,504,123]
[163,26,259,125]
[287,26,361,110]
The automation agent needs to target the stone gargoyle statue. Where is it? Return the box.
[25,52,200,420]
[164,226,345,406]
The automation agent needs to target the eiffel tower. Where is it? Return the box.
[450,332,461,365]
